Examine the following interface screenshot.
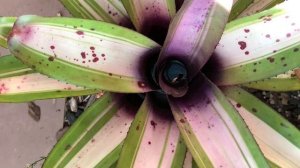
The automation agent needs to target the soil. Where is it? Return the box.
[251,89,300,129]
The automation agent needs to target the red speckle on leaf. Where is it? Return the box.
[295,28,300,32]
[9,26,33,42]
[265,34,270,38]
[245,51,249,55]
[244,29,250,33]
[8,27,22,39]
[50,45,55,49]
[92,53,97,57]
[76,31,84,35]
[236,103,241,108]
[206,100,211,104]
[267,57,275,63]
[90,46,95,50]
[81,52,86,59]
[238,41,247,50]
[48,56,55,61]
[0,83,8,94]
[101,54,105,57]
[150,120,157,128]
[276,39,280,42]
[285,15,289,19]
[148,141,151,145]
[91,139,95,143]
[172,150,174,153]
[286,33,291,38]
[92,57,99,62]
[180,119,185,123]
[262,17,272,22]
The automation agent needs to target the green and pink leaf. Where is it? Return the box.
[241,69,300,91]
[169,73,268,167]
[0,55,98,102]
[211,1,300,85]
[223,86,300,168]
[117,95,186,168]
[8,15,160,93]
[156,0,233,96]
[44,93,141,168]
[121,0,176,43]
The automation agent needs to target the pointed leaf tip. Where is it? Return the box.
[8,15,160,93]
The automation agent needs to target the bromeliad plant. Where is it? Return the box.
[1,0,300,167]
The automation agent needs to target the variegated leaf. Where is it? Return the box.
[8,15,160,93]
[223,86,300,168]
[121,0,176,43]
[156,0,233,97]
[60,0,132,27]
[0,55,98,102]
[43,93,141,168]
[117,95,186,168]
[242,69,300,91]
[210,1,300,86]
[169,73,269,168]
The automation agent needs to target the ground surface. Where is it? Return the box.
[0,1,70,167]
